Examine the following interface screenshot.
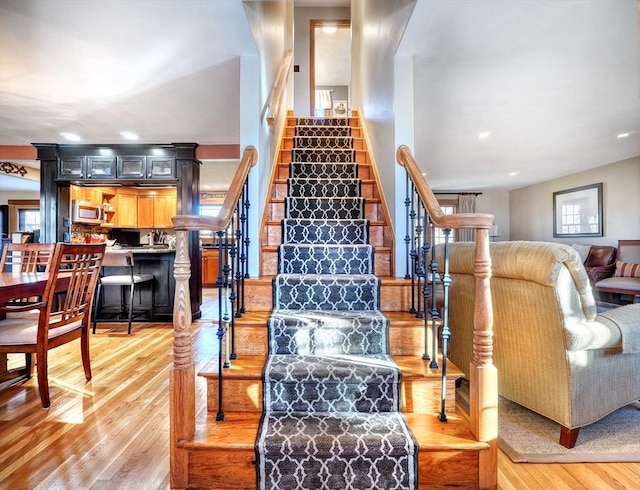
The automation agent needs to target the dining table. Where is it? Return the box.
[0,271,53,388]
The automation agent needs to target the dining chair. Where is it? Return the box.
[92,250,155,334]
[0,243,56,300]
[0,243,106,408]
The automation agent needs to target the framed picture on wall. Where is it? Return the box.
[553,183,603,237]
[333,100,348,117]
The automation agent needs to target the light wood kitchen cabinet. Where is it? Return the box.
[137,195,155,228]
[114,190,138,228]
[153,194,177,228]
[136,189,177,229]
[85,187,103,204]
[202,248,220,287]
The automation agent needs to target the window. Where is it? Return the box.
[8,199,40,234]
[432,201,457,245]
[18,208,41,232]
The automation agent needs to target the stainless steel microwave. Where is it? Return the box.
[72,200,103,225]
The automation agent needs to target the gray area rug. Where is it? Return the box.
[458,382,640,463]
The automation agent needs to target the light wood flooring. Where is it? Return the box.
[1,299,639,489]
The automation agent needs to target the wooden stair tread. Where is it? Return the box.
[198,354,462,381]
[213,310,421,327]
[268,197,382,203]
[181,411,488,453]
[265,219,387,226]
[261,245,392,252]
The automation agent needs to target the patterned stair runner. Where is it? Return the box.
[256,117,418,489]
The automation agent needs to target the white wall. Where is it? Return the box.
[351,0,416,276]
[0,191,39,205]
[476,190,510,241]
[243,0,291,276]
[510,157,640,246]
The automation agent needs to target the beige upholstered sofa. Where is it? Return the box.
[437,241,640,448]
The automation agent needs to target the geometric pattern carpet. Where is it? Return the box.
[255,117,418,489]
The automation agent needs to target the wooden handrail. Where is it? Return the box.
[172,145,258,231]
[396,144,493,230]
[265,49,293,127]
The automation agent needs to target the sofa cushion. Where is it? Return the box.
[614,260,640,278]
[595,276,640,292]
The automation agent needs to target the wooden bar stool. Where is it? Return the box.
[92,250,154,334]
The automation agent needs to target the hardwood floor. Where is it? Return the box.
[1,314,638,489]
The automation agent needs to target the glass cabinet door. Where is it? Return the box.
[86,156,116,179]
[148,157,175,179]
[58,157,85,179]
[117,156,147,179]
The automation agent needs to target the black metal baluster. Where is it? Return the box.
[409,184,417,314]
[422,209,431,361]
[222,229,231,368]
[404,173,411,279]
[439,228,452,422]
[429,222,440,369]
[415,200,424,319]
[228,212,238,360]
[215,232,225,420]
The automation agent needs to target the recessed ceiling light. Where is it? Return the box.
[322,25,337,34]
[120,131,138,140]
[60,132,81,141]
[617,133,629,139]
[421,172,426,176]
[478,131,491,140]
[508,172,518,177]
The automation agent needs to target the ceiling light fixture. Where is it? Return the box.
[616,133,629,139]
[60,132,81,141]
[322,25,337,34]
[120,131,138,140]
[478,131,491,140]
[508,172,518,177]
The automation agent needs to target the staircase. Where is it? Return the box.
[176,112,490,489]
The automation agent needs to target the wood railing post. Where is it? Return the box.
[170,229,195,489]
[469,226,498,488]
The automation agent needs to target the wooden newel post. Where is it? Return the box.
[170,229,195,489]
[469,226,498,488]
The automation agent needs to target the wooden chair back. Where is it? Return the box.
[46,243,106,329]
[0,242,56,273]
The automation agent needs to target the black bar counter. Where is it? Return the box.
[94,247,176,323]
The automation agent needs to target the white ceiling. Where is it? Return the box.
[0,0,638,194]
[398,0,639,191]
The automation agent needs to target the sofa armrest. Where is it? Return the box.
[564,319,622,351]
[586,263,616,283]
